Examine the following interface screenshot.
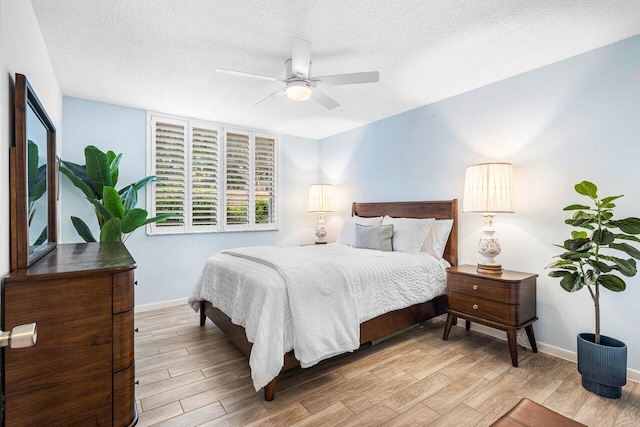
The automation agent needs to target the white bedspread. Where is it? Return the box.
[188,244,446,391]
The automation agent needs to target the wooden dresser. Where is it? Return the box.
[443,264,538,367]
[2,243,138,426]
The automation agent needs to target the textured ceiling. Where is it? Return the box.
[31,0,640,140]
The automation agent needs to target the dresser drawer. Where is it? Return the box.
[113,363,137,427]
[113,270,135,314]
[113,309,135,372]
[447,292,524,326]
[447,272,515,303]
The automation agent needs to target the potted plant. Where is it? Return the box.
[547,181,640,398]
[60,145,172,243]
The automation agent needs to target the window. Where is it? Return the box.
[147,113,278,234]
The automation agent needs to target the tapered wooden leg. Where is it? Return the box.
[199,301,206,326]
[443,313,455,340]
[506,329,518,367]
[525,325,538,353]
[264,378,277,401]
[465,320,471,331]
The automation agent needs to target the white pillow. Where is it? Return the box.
[421,219,454,259]
[337,215,383,246]
[381,216,434,254]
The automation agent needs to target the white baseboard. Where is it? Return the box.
[453,322,640,383]
[135,298,188,313]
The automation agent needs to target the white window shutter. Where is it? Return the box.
[224,129,251,229]
[191,125,219,230]
[150,117,188,233]
[254,134,277,228]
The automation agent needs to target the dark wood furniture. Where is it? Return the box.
[443,264,538,367]
[200,199,458,400]
[491,398,586,426]
[2,243,138,426]
[10,73,58,270]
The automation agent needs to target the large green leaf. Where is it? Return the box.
[85,145,112,198]
[27,140,39,186]
[29,165,47,202]
[598,274,626,292]
[601,195,623,205]
[610,218,640,235]
[100,217,122,242]
[60,160,91,188]
[102,186,125,219]
[108,151,122,187]
[120,185,138,212]
[60,165,95,199]
[34,226,47,245]
[122,208,148,233]
[118,176,155,198]
[571,231,588,239]
[563,238,591,252]
[560,272,583,292]
[592,229,615,246]
[70,216,97,242]
[585,259,613,273]
[142,213,174,225]
[575,181,597,199]
[614,234,640,243]
[86,197,113,222]
[564,204,590,211]
[609,242,640,260]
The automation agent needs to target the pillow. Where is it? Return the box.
[354,224,393,251]
[381,216,434,254]
[421,219,454,259]
[337,215,383,246]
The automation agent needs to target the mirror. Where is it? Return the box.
[11,73,57,269]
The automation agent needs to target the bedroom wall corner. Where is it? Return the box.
[61,97,321,305]
[318,35,640,373]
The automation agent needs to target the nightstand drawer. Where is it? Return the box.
[447,292,520,325]
[113,309,134,372]
[447,273,513,303]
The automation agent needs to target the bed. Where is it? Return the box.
[190,200,458,400]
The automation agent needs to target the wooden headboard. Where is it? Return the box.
[352,200,458,266]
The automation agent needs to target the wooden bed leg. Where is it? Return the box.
[199,301,206,326]
[264,378,277,401]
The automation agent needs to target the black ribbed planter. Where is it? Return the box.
[577,333,627,399]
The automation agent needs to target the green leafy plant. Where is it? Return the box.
[27,140,48,244]
[60,145,172,243]
[547,181,640,344]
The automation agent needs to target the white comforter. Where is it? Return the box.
[188,244,446,391]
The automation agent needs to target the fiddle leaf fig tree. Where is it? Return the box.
[60,145,172,243]
[547,181,640,344]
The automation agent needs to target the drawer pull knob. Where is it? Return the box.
[135,328,139,333]
[472,304,479,310]
[135,380,140,385]
[134,281,138,286]
[472,284,478,290]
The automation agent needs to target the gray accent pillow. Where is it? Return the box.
[354,224,394,252]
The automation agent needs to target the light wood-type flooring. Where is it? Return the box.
[135,305,639,426]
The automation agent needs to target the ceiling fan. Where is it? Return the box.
[216,37,380,110]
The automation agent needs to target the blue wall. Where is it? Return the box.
[320,35,640,373]
[61,97,320,305]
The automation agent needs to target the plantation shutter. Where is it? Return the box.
[191,125,219,229]
[224,130,251,228]
[254,134,277,227]
[151,117,188,232]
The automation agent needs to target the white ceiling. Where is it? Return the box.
[31,0,640,140]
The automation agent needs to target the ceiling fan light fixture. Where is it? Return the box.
[285,80,312,101]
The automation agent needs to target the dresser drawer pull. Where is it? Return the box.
[135,380,139,385]
[134,328,139,333]
[472,304,479,310]
[134,281,138,286]
[472,284,478,290]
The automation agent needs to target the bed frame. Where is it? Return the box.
[199,199,458,400]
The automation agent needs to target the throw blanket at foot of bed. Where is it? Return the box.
[222,246,360,369]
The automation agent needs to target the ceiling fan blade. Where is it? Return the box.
[311,90,339,110]
[311,71,379,86]
[291,37,312,78]
[254,88,285,107]
[216,68,284,82]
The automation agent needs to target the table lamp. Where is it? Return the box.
[463,163,514,274]
[308,184,334,244]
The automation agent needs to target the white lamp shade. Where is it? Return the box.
[463,163,515,213]
[308,184,334,212]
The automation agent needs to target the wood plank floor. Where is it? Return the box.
[135,305,639,426]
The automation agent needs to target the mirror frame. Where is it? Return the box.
[10,73,57,269]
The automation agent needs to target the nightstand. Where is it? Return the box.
[443,265,538,367]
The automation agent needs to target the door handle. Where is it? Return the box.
[0,323,37,348]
